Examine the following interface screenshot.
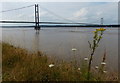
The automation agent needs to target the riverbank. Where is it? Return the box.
[2,43,118,81]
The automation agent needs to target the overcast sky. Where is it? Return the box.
[1,2,118,25]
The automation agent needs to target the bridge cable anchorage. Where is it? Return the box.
[0,4,34,13]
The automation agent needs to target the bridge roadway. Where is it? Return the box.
[0,21,100,25]
[0,21,119,27]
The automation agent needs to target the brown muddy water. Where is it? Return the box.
[2,27,118,72]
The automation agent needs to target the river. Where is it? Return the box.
[2,27,118,72]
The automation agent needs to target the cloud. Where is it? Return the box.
[73,8,88,18]
[96,11,103,16]
[68,8,88,22]
[68,2,117,24]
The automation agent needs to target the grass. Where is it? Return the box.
[2,43,118,81]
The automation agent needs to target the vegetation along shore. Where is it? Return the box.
[2,42,118,81]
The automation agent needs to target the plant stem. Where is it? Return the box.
[87,52,95,80]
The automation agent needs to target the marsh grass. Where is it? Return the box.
[2,43,118,81]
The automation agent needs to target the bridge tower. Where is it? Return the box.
[101,18,103,25]
[35,4,40,30]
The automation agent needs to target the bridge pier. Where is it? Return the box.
[34,4,40,30]
[35,26,40,30]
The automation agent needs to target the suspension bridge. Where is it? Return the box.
[0,4,119,30]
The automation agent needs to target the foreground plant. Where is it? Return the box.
[87,28,106,80]
[99,49,107,74]
[72,48,77,68]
